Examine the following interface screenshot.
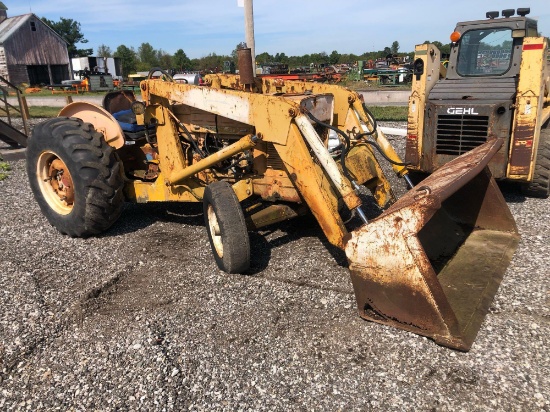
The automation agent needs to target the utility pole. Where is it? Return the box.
[244,0,256,77]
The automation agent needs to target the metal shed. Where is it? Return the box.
[0,3,70,85]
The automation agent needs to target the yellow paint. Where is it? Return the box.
[507,37,550,180]
[123,76,410,249]
[406,43,442,170]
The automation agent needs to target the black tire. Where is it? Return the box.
[522,128,550,198]
[26,117,125,237]
[203,181,250,273]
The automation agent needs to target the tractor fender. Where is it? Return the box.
[58,102,125,149]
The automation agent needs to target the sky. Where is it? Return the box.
[7,1,550,59]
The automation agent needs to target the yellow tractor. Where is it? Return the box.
[26,59,519,351]
[406,8,550,197]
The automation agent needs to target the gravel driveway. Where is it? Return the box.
[0,121,548,411]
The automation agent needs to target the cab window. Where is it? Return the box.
[457,28,514,76]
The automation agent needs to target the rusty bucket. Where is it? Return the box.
[345,139,519,350]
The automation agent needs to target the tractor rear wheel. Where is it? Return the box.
[203,181,250,273]
[26,117,125,237]
[522,127,550,198]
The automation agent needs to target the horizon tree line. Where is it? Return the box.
[42,16,453,77]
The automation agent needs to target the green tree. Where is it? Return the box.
[274,52,289,63]
[424,40,451,56]
[195,53,229,72]
[97,44,112,57]
[114,44,137,77]
[255,52,273,65]
[41,17,92,57]
[157,49,173,69]
[329,50,341,65]
[339,53,359,64]
[391,41,400,55]
[231,42,248,62]
[137,42,159,71]
[173,49,192,71]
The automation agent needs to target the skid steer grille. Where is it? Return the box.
[436,115,489,156]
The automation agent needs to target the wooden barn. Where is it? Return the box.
[0,3,70,85]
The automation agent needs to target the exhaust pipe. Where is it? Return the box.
[345,139,519,350]
[237,48,255,87]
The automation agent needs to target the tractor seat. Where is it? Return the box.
[103,90,154,140]
[112,109,145,133]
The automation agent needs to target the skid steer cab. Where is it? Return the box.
[406,7,550,198]
[26,67,519,351]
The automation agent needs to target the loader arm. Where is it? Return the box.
[141,79,362,248]
[206,74,401,207]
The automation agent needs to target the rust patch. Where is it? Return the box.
[345,139,519,350]
[509,124,535,175]
[49,158,74,205]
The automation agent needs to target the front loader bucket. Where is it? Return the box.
[345,139,519,351]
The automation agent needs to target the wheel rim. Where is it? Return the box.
[36,151,75,215]
[207,204,223,257]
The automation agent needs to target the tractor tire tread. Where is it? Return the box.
[522,128,550,198]
[203,181,250,273]
[26,117,125,237]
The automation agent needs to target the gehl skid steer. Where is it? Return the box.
[26,50,519,350]
[407,7,550,197]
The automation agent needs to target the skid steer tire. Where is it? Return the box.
[522,127,550,198]
[26,117,125,237]
[203,181,250,274]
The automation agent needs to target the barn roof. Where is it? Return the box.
[0,13,31,44]
[0,13,67,45]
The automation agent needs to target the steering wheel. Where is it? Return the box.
[147,67,174,82]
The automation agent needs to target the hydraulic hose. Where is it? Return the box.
[360,102,377,136]
[356,140,410,166]
[306,106,413,191]
[305,109,410,169]
[304,110,354,181]
[166,110,207,158]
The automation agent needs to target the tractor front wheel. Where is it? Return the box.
[203,181,250,273]
[26,117,125,237]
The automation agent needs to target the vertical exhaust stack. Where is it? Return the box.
[237,48,255,88]
[345,139,519,351]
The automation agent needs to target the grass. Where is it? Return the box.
[2,106,60,118]
[0,160,10,181]
[368,106,408,121]
[28,106,61,118]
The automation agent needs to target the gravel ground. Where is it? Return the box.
[0,121,548,411]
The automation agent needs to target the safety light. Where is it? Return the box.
[450,31,461,43]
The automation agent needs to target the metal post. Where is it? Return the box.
[244,0,256,77]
